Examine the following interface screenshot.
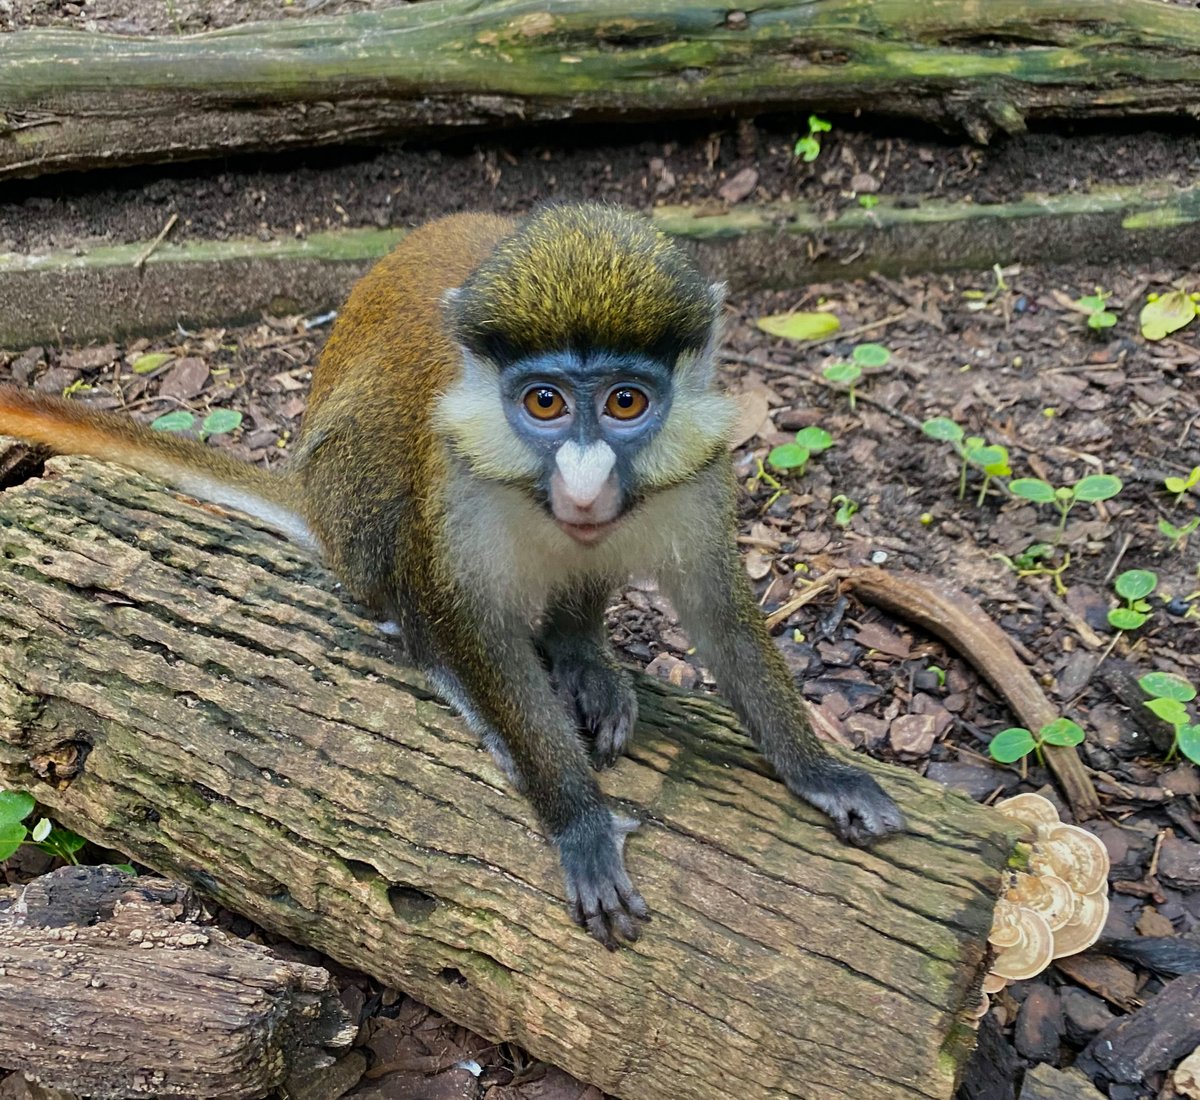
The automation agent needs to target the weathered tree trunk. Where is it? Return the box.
[0,866,355,1099]
[5,178,1200,347]
[0,453,1021,1100]
[3,0,1200,180]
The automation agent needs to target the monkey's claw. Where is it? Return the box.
[556,810,649,949]
[790,762,905,846]
[551,656,638,770]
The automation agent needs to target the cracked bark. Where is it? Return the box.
[0,452,1022,1100]
[0,866,355,1099]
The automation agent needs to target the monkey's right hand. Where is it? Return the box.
[555,809,649,949]
[787,760,905,847]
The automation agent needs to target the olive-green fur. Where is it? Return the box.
[450,203,717,365]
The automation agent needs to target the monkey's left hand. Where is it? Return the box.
[785,761,905,847]
[550,654,638,770]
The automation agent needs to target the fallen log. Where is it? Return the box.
[5,178,1200,347]
[0,865,355,1099]
[4,0,1200,180]
[0,452,1022,1100]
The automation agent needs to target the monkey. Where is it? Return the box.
[0,202,903,949]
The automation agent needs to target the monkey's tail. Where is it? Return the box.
[0,386,314,548]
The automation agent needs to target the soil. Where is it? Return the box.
[1,63,1199,1100]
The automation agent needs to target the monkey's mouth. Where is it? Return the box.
[556,518,620,545]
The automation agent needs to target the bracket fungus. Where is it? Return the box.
[979,793,1111,1006]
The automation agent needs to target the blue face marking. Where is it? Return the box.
[498,349,674,510]
[500,349,672,453]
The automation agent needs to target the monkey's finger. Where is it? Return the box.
[618,883,650,921]
[576,898,620,950]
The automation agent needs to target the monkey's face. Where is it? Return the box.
[498,349,669,544]
[435,339,738,547]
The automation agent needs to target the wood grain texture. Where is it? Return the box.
[3,0,1200,179]
[0,866,354,1099]
[0,455,1022,1100]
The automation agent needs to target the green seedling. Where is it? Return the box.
[1159,516,1200,552]
[1108,569,1157,632]
[794,114,832,162]
[151,408,244,441]
[989,717,1085,768]
[823,343,890,410]
[1073,289,1118,332]
[927,665,947,688]
[767,426,833,476]
[751,457,785,509]
[1008,474,1123,543]
[858,194,880,210]
[823,361,861,407]
[920,417,1011,503]
[1165,466,1200,504]
[1139,671,1200,765]
[995,544,1071,596]
[962,264,1013,313]
[1140,290,1198,341]
[0,789,87,864]
[831,494,858,527]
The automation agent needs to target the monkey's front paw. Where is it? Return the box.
[551,657,638,770]
[555,810,649,949]
[789,762,905,846]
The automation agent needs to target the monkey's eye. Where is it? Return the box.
[603,387,650,421]
[523,386,568,421]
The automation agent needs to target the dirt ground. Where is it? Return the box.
[0,86,1198,1100]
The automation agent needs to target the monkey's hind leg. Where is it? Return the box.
[539,579,638,770]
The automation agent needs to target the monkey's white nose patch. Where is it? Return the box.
[555,440,617,507]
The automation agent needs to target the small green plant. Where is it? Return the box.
[0,790,87,863]
[1139,671,1200,765]
[151,408,244,440]
[858,194,880,210]
[920,417,1011,503]
[921,417,1008,503]
[831,494,858,527]
[962,264,1013,313]
[994,544,1072,596]
[1108,569,1158,632]
[1159,516,1200,552]
[1008,473,1123,542]
[823,343,890,410]
[767,426,833,475]
[1165,466,1200,504]
[989,717,1085,767]
[794,114,832,162]
[1073,289,1118,332]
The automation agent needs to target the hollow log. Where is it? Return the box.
[0,452,1022,1100]
[0,866,355,1099]
[5,179,1200,347]
[4,0,1200,180]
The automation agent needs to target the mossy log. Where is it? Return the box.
[4,0,1200,180]
[5,178,1200,347]
[0,453,1022,1100]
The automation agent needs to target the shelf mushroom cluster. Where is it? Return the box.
[974,793,1110,1013]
